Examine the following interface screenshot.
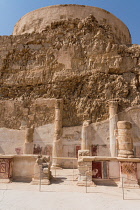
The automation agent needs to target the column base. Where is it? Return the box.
[0,178,12,183]
[118,182,139,188]
[118,150,134,158]
[51,165,62,170]
[118,154,134,158]
[31,178,50,185]
[77,180,95,187]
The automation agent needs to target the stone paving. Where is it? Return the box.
[0,169,140,210]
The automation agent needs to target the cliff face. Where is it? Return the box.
[0,14,140,129]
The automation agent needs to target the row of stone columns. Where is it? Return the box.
[23,98,134,160]
[23,99,63,169]
[80,100,134,158]
[78,100,136,187]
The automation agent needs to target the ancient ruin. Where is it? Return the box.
[0,4,140,187]
[32,155,51,185]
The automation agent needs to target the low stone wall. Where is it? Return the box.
[0,154,51,184]
[77,152,140,188]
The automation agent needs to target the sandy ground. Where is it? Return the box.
[0,169,140,210]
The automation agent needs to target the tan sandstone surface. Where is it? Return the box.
[0,5,140,130]
[0,4,140,130]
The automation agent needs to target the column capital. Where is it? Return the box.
[109,100,118,118]
[117,121,132,129]
[83,120,91,127]
[109,100,118,108]
[55,99,63,109]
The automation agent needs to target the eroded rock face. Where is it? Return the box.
[0,5,140,129]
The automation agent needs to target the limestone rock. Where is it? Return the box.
[0,5,140,129]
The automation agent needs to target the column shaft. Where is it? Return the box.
[117,121,134,158]
[81,120,91,150]
[52,99,63,168]
[109,101,118,157]
[23,126,34,154]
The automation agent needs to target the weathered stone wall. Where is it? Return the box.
[0,98,55,129]
[0,16,140,129]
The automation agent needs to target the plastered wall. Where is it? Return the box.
[0,124,54,156]
[33,123,54,155]
[0,128,25,155]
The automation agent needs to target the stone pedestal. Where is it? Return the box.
[52,99,63,169]
[109,100,118,157]
[77,150,95,186]
[117,121,134,158]
[32,156,51,185]
[119,162,139,188]
[81,120,91,151]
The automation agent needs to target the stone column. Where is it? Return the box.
[117,121,134,158]
[51,99,63,168]
[117,121,138,188]
[77,150,94,186]
[81,120,91,151]
[109,100,118,157]
[23,126,34,154]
